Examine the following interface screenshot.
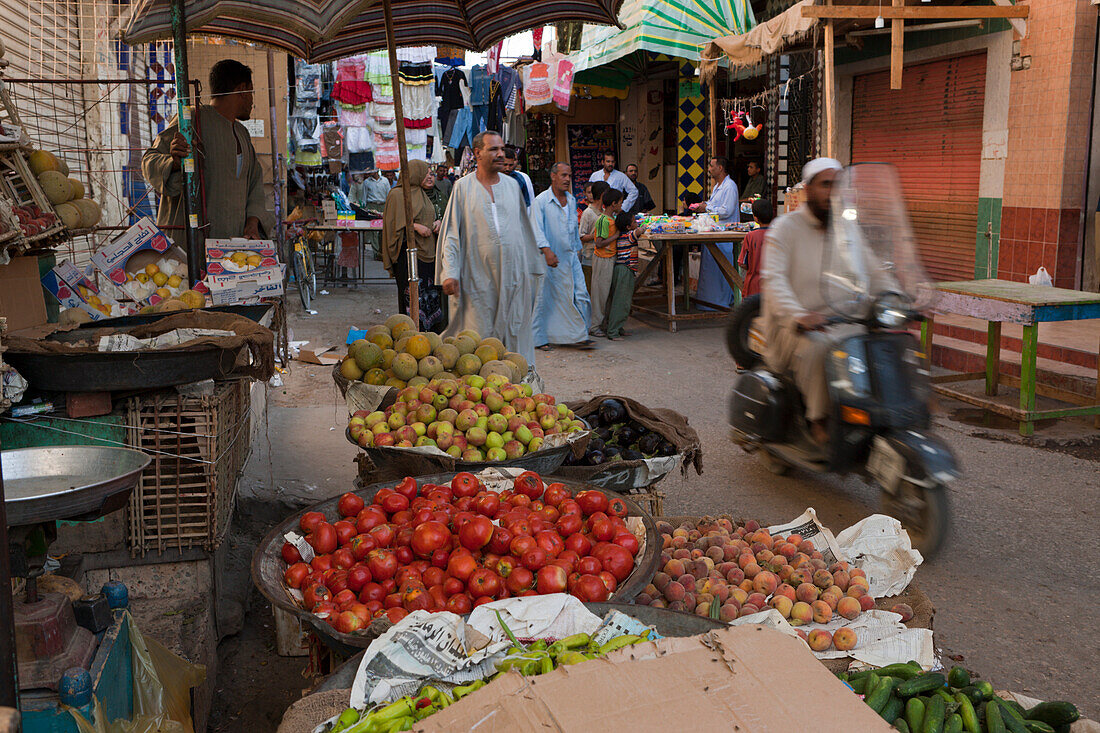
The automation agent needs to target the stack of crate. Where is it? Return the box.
[125,380,252,555]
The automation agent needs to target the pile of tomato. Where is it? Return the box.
[280,471,642,634]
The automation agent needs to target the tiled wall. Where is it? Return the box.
[999,0,1096,288]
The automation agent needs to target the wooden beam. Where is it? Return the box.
[824,15,836,157]
[803,5,1029,19]
[890,0,904,89]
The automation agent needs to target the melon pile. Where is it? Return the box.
[28,149,101,231]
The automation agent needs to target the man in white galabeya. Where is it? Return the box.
[437,131,546,365]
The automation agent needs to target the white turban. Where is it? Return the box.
[801,157,842,185]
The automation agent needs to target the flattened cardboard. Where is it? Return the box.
[0,256,48,332]
[414,626,893,733]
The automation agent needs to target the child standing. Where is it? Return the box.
[606,211,641,341]
[579,181,610,291]
[737,198,774,298]
[589,188,624,336]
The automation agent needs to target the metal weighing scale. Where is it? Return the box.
[2,447,150,692]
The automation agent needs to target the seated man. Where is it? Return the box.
[760,157,850,446]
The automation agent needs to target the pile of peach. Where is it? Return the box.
[635,517,881,653]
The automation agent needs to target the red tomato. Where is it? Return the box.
[396,567,423,590]
[538,505,561,524]
[472,596,496,608]
[383,592,403,609]
[369,524,395,548]
[510,535,537,557]
[514,471,544,500]
[458,515,494,551]
[358,582,385,604]
[367,549,398,580]
[543,483,571,507]
[607,497,628,517]
[281,542,301,565]
[385,607,409,623]
[394,476,419,501]
[428,584,448,610]
[393,527,414,548]
[510,519,533,537]
[451,472,481,498]
[332,548,356,570]
[349,534,376,560]
[327,570,349,594]
[445,594,473,614]
[454,496,475,512]
[355,507,386,533]
[521,547,548,572]
[284,562,310,589]
[590,519,615,542]
[535,530,565,558]
[394,546,414,565]
[586,512,610,529]
[536,565,568,594]
[576,555,602,575]
[425,489,451,506]
[452,511,475,532]
[422,566,445,588]
[556,550,579,571]
[556,514,583,537]
[302,583,331,610]
[333,520,357,546]
[444,551,474,581]
[337,492,365,518]
[512,494,531,508]
[312,600,338,621]
[412,508,434,525]
[559,500,582,516]
[487,525,513,555]
[381,493,409,515]
[613,532,640,555]
[505,566,534,594]
[496,555,518,577]
[380,577,396,594]
[346,565,372,592]
[474,492,500,517]
[333,588,357,608]
[308,523,338,555]
[467,568,502,599]
[391,510,414,526]
[403,585,433,612]
[311,555,333,573]
[600,544,635,582]
[598,571,618,593]
[574,573,610,602]
[411,521,451,558]
[564,532,593,557]
[431,548,451,569]
[300,511,326,534]
[576,490,609,515]
[443,577,466,596]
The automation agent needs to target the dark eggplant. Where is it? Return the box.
[616,426,638,447]
[637,432,662,455]
[586,436,605,454]
[585,450,606,465]
[603,445,621,459]
[595,426,612,442]
[598,399,626,426]
[621,448,644,461]
[658,441,676,456]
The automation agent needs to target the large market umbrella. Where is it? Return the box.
[123,0,623,323]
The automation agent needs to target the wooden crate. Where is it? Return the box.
[0,150,65,249]
[125,380,252,555]
[627,487,665,517]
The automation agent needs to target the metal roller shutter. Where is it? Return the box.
[850,53,986,281]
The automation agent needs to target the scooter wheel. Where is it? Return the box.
[882,481,949,559]
[758,449,791,476]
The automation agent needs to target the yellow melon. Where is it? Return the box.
[38,171,73,204]
[28,150,59,176]
[68,178,85,199]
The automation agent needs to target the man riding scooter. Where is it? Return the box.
[761,158,856,447]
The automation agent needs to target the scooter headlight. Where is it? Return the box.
[873,293,912,329]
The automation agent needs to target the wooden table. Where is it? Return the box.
[921,279,1100,435]
[305,222,389,287]
[633,230,746,332]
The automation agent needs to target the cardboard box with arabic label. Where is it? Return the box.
[204,237,284,304]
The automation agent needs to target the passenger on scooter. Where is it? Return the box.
[761,157,857,447]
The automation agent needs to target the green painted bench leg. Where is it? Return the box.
[1019,322,1038,436]
[986,321,1001,396]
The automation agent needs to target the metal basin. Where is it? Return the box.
[2,446,150,526]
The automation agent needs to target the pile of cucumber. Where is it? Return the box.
[839,663,1080,733]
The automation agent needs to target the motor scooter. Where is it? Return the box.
[727,163,958,558]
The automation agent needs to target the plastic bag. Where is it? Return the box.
[67,611,206,733]
[1028,266,1053,286]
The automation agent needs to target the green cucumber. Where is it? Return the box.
[882,696,905,723]
[1022,721,1055,733]
[959,686,987,704]
[996,700,1028,733]
[986,701,1006,733]
[955,692,980,733]
[849,676,870,695]
[1024,702,1079,728]
[895,720,911,733]
[945,714,963,733]
[899,673,947,698]
[975,681,995,699]
[948,667,971,690]
[921,694,946,733]
[907,698,927,731]
[867,676,897,713]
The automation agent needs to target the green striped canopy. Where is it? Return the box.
[569,0,756,72]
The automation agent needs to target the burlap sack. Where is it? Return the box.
[277,689,351,733]
[5,310,275,380]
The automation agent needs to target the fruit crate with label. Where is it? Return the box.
[0,149,64,249]
[125,379,252,555]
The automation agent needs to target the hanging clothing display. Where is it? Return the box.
[321,122,344,161]
[294,60,323,114]
[437,68,468,128]
[333,56,372,106]
[469,65,491,106]
[401,82,437,128]
[397,46,437,63]
[522,63,552,107]
[436,46,465,67]
[348,151,375,174]
[487,80,506,133]
[366,52,394,100]
[497,67,521,111]
[399,62,435,85]
[374,132,400,170]
[336,105,368,128]
[345,126,373,153]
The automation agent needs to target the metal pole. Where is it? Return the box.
[266,50,285,258]
[0,436,19,709]
[383,0,421,326]
[170,0,206,283]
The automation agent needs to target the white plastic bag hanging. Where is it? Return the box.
[1028,266,1053,286]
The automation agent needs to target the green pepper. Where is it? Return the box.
[556,651,589,666]
[329,707,361,733]
[529,639,548,651]
[597,634,643,655]
[452,680,485,700]
[548,633,591,656]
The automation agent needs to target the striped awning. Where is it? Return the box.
[122,0,624,62]
[567,0,756,73]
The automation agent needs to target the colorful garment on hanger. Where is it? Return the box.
[345,126,373,153]
[469,65,491,105]
[337,104,369,128]
[401,82,437,128]
[399,62,434,85]
[374,132,400,170]
[366,52,393,99]
[396,46,436,63]
[321,122,344,160]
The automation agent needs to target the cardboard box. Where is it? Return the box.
[205,264,285,305]
[414,626,893,733]
[91,217,174,287]
[0,256,48,331]
[204,238,280,276]
[39,260,124,321]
